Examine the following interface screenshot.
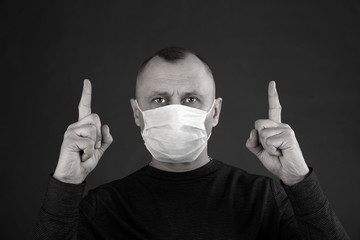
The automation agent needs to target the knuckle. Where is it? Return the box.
[264,138,271,146]
[63,128,74,138]
[63,131,70,138]
[67,122,76,130]
[286,128,295,136]
[91,113,100,122]
[289,128,295,136]
[62,135,75,146]
[254,120,261,129]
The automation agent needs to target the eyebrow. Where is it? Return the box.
[147,90,204,98]
[148,91,172,98]
[183,91,204,97]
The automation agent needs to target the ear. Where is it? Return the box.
[212,98,222,127]
[130,99,141,127]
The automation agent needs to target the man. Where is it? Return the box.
[33,47,349,239]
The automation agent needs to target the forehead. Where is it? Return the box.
[136,55,214,98]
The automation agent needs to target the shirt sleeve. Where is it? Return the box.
[32,174,87,240]
[275,168,350,240]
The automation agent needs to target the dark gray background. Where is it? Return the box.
[1,1,360,239]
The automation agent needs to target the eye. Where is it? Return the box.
[185,97,198,104]
[153,97,166,104]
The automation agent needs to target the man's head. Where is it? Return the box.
[136,47,215,97]
[130,46,222,136]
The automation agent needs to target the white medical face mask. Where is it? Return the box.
[136,100,215,163]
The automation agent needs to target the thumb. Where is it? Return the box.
[246,129,263,157]
[98,124,113,154]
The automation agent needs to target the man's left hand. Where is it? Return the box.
[246,81,309,186]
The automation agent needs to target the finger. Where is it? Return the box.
[65,136,95,161]
[261,135,282,157]
[263,134,287,157]
[98,124,113,155]
[72,124,97,142]
[82,142,95,162]
[78,79,92,121]
[254,119,279,131]
[258,127,288,140]
[71,113,102,148]
[258,127,286,156]
[246,129,263,158]
[268,81,282,123]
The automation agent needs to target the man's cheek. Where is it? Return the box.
[204,115,213,135]
[138,112,145,132]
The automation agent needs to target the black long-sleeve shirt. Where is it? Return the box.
[33,159,350,239]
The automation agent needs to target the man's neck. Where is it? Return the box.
[149,149,211,172]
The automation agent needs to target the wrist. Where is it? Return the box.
[53,172,84,184]
[281,167,310,186]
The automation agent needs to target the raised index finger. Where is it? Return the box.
[78,79,92,120]
[268,81,282,123]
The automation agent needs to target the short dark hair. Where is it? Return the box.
[137,46,213,76]
[157,46,188,61]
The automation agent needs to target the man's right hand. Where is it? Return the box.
[53,79,113,184]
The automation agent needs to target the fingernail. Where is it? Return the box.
[96,141,101,149]
[249,131,253,139]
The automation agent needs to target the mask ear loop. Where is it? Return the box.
[135,100,144,113]
[206,99,217,140]
[135,100,146,135]
[207,99,216,113]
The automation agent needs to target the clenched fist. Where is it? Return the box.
[246,81,309,186]
[53,80,113,184]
